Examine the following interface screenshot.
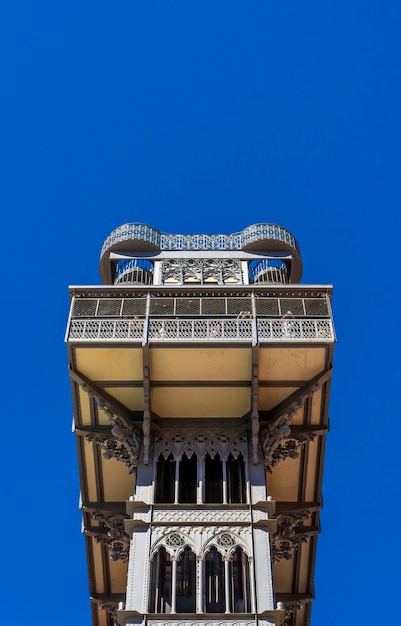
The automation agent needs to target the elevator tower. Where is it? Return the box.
[65,222,335,626]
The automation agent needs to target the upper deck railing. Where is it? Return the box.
[99,222,303,284]
[66,294,334,344]
[68,316,333,343]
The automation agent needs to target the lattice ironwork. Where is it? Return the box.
[100,222,300,256]
[72,296,330,319]
[148,319,253,341]
[255,296,330,317]
[97,299,124,317]
[257,319,333,341]
[69,319,145,341]
[68,317,334,342]
[72,297,147,318]
[161,258,243,285]
[166,533,185,547]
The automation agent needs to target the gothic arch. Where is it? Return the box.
[150,531,198,560]
[202,530,250,559]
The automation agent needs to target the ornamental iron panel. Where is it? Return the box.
[254,298,280,317]
[149,298,176,316]
[200,298,227,316]
[97,299,123,317]
[304,298,330,316]
[176,298,201,315]
[69,319,145,341]
[68,317,333,342]
[148,319,253,342]
[71,296,330,319]
[279,299,304,317]
[257,319,333,341]
[121,298,147,316]
[72,298,98,317]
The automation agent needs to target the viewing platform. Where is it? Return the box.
[66,288,334,344]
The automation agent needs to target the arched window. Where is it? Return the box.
[179,453,197,503]
[176,547,196,612]
[205,453,223,503]
[149,547,172,613]
[205,547,225,612]
[155,454,175,503]
[227,453,246,504]
[230,547,251,612]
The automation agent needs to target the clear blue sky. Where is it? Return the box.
[1,2,399,624]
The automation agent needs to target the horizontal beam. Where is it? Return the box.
[263,368,333,423]
[275,593,314,603]
[275,501,322,514]
[90,594,125,605]
[81,501,127,515]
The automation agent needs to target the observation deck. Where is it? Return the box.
[98,223,303,286]
[66,286,334,345]
[66,221,334,626]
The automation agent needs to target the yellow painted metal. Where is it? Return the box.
[151,386,251,418]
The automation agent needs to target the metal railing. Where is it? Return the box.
[67,317,334,343]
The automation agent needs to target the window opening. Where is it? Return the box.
[205,453,223,503]
[155,454,175,503]
[205,547,225,612]
[230,547,251,613]
[149,547,172,613]
[176,547,196,612]
[227,454,246,504]
[179,453,197,503]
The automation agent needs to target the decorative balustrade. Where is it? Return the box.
[146,613,256,626]
[100,222,300,257]
[257,318,333,341]
[67,317,334,343]
[148,318,253,341]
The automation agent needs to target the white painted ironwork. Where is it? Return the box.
[71,295,331,318]
[100,222,300,256]
[69,319,145,341]
[148,319,253,342]
[257,318,333,341]
[68,317,333,342]
[146,613,256,626]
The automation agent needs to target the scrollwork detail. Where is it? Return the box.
[271,511,312,562]
[92,512,130,563]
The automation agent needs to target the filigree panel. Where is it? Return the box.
[152,509,251,524]
[271,511,312,562]
[92,512,130,562]
[150,525,252,560]
[161,258,243,285]
[148,621,256,626]
[261,415,315,473]
[154,428,248,462]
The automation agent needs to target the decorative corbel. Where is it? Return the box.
[261,368,332,472]
[271,511,312,562]
[99,603,118,622]
[262,416,316,473]
[283,602,304,626]
[251,348,260,464]
[142,364,151,464]
[92,512,130,562]
[69,367,141,473]
[86,414,140,473]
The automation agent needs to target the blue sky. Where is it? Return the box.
[1,2,400,624]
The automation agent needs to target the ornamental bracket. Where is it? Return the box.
[261,368,332,472]
[91,511,130,563]
[271,510,312,562]
[69,367,141,472]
